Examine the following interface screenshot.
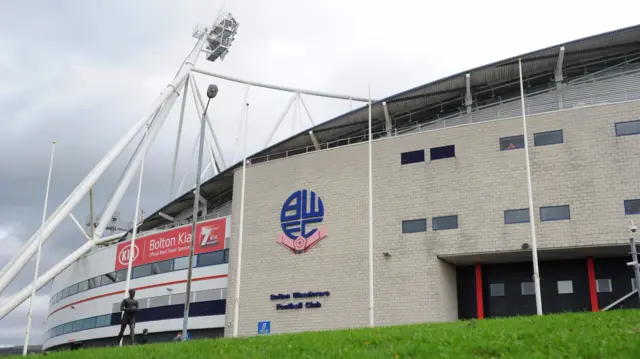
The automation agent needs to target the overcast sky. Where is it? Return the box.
[0,0,637,347]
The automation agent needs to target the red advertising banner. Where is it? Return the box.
[114,218,226,271]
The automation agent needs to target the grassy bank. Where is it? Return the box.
[42,310,640,358]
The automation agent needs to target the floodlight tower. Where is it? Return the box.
[193,13,239,63]
[0,12,239,321]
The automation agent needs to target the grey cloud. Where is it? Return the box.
[2,0,639,348]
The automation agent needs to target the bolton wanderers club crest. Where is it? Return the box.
[277,189,328,254]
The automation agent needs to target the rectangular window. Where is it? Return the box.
[68,284,78,296]
[61,287,69,299]
[82,317,96,330]
[615,120,640,136]
[432,215,458,230]
[132,264,152,279]
[115,270,128,282]
[521,282,535,295]
[148,295,170,308]
[77,280,88,293]
[557,280,574,294]
[197,251,226,267]
[401,150,425,165]
[102,272,116,285]
[534,130,563,146]
[401,219,427,233]
[500,135,524,151]
[540,205,571,221]
[504,208,530,224]
[624,199,640,215]
[88,276,101,289]
[430,145,455,160]
[63,323,73,334]
[596,279,612,293]
[490,283,505,297]
[96,315,108,328]
[72,320,82,332]
[151,260,173,275]
[173,257,190,271]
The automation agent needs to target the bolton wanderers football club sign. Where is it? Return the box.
[277,189,328,254]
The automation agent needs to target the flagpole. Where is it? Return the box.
[367,85,374,327]
[518,58,543,315]
[232,102,249,337]
[120,122,149,346]
[23,140,55,356]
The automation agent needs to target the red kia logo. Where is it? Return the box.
[117,243,140,267]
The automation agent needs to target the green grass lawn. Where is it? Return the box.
[41,310,640,359]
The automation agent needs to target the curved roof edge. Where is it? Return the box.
[136,23,640,233]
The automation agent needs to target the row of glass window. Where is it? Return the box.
[400,129,565,166]
[401,204,572,234]
[402,215,458,233]
[45,314,111,340]
[402,118,640,167]
[49,249,229,306]
[489,278,638,297]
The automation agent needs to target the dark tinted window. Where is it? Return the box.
[430,145,455,160]
[151,260,173,275]
[68,284,78,296]
[77,280,88,293]
[96,315,109,328]
[174,257,190,270]
[197,251,225,267]
[500,135,524,150]
[115,270,128,282]
[615,120,640,136]
[432,215,458,230]
[624,199,640,215]
[102,272,116,285]
[401,150,425,165]
[63,323,73,334]
[540,205,571,221]
[61,287,69,299]
[534,130,563,146]
[82,317,96,330]
[72,320,83,332]
[88,276,101,289]
[132,264,152,279]
[504,208,530,224]
[402,219,427,233]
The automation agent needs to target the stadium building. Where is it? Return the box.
[42,25,640,350]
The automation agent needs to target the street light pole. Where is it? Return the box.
[182,83,218,341]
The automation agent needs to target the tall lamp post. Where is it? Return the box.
[182,83,218,340]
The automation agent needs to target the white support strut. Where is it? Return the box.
[190,72,227,171]
[191,67,372,102]
[170,78,190,201]
[264,93,297,148]
[0,34,208,303]
[0,233,124,320]
[94,90,182,239]
[188,75,219,175]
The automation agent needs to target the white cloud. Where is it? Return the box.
[0,225,25,261]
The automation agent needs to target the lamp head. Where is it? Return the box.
[206,84,219,99]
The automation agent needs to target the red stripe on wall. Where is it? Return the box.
[48,274,228,318]
[475,263,484,319]
[586,257,599,312]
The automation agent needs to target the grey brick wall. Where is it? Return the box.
[225,99,640,337]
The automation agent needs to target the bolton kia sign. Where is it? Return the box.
[114,218,226,271]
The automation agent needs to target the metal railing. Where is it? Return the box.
[248,65,640,165]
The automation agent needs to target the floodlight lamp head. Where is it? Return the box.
[630,220,637,233]
[207,84,219,99]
